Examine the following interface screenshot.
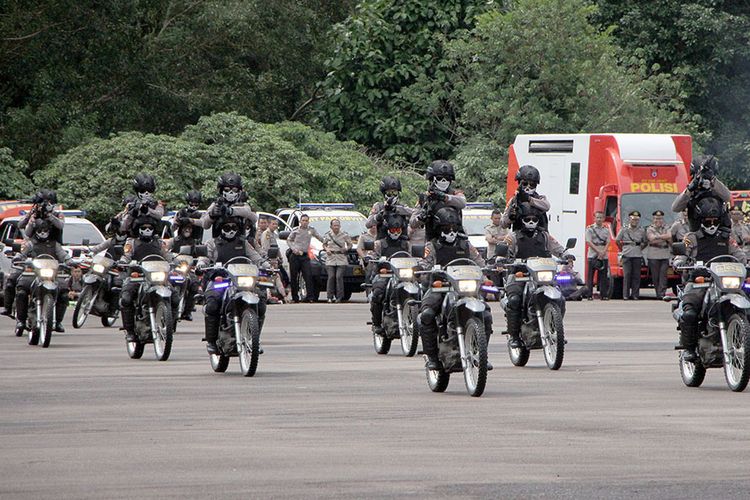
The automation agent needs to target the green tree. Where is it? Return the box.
[0,147,34,199]
[315,0,495,164]
[1,0,355,171]
[592,0,750,187]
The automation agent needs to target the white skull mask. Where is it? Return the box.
[441,230,458,243]
[433,178,451,192]
[223,190,240,203]
[221,228,238,240]
[701,222,719,235]
[138,227,154,239]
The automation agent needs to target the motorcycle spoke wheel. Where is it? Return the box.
[373,331,391,355]
[507,336,529,367]
[679,352,705,388]
[209,352,229,372]
[238,309,261,377]
[126,339,144,359]
[73,286,95,329]
[40,295,54,348]
[400,302,419,357]
[542,303,565,370]
[724,313,750,392]
[426,363,450,393]
[463,317,487,397]
[152,300,174,361]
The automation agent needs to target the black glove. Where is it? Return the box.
[516,188,529,203]
[139,203,149,214]
[688,176,701,192]
[209,204,223,219]
[508,205,517,221]
[225,206,234,217]
[375,212,384,223]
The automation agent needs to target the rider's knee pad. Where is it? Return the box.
[419,308,436,326]
[507,292,522,311]
[681,306,699,326]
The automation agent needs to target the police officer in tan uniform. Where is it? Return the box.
[615,211,647,300]
[646,210,671,299]
[730,206,750,261]
[484,209,508,257]
[584,211,610,300]
[670,209,689,246]
[323,219,352,303]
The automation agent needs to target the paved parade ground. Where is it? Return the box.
[1,297,749,499]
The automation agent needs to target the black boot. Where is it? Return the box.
[121,308,137,342]
[54,300,67,332]
[420,324,441,370]
[4,286,15,317]
[506,312,523,349]
[680,323,699,363]
[204,314,220,354]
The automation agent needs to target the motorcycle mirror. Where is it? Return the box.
[495,243,509,257]
[178,245,193,256]
[267,246,280,259]
[363,240,375,251]
[82,238,90,246]
[565,238,577,250]
[278,230,290,240]
[671,242,687,256]
[411,244,425,258]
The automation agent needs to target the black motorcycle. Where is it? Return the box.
[73,254,120,328]
[15,254,68,348]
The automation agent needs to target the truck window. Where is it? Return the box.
[605,197,618,234]
[620,193,678,228]
[528,140,574,153]
[569,163,580,194]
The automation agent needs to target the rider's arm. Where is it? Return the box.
[468,243,485,267]
[88,239,113,255]
[528,194,550,212]
[671,189,690,212]
[119,238,136,264]
[242,241,265,265]
[365,202,382,229]
[198,203,217,229]
[500,198,515,229]
[230,204,258,225]
[418,242,436,269]
[545,234,566,258]
[47,211,65,230]
[728,238,747,264]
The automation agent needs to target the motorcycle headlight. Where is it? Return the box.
[237,276,256,289]
[178,263,189,274]
[535,271,554,283]
[457,280,478,293]
[39,268,55,279]
[397,268,414,279]
[92,264,105,274]
[149,271,167,283]
[721,276,741,290]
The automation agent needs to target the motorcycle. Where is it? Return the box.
[170,253,194,323]
[497,238,576,371]
[671,244,750,392]
[201,253,276,377]
[368,251,422,357]
[123,255,175,361]
[72,254,120,328]
[417,258,498,397]
[16,254,68,348]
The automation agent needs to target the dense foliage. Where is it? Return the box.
[0,148,34,199]
[34,113,422,224]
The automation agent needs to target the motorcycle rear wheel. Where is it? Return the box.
[72,286,95,329]
[40,294,54,348]
[153,300,174,361]
[399,301,419,357]
[542,303,565,370]
[724,313,750,392]
[238,309,261,377]
[679,353,706,388]
[463,317,487,397]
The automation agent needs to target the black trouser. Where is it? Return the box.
[177,274,200,317]
[16,275,69,325]
[370,278,389,327]
[203,287,267,343]
[504,281,525,338]
[679,285,707,349]
[586,258,609,298]
[4,268,22,314]
[622,257,642,299]
[289,253,313,301]
[120,280,179,334]
[326,264,345,301]
[419,289,493,359]
[648,258,669,298]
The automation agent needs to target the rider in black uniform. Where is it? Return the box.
[369,213,411,336]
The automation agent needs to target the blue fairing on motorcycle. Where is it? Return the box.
[555,274,573,282]
[213,282,230,289]
[481,285,499,294]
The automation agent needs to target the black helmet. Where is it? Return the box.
[383,212,406,230]
[425,160,455,181]
[133,216,158,240]
[695,197,723,221]
[433,207,461,228]
[217,172,243,191]
[185,190,203,205]
[133,173,156,193]
[218,216,242,240]
[515,165,541,184]
[690,154,718,180]
[517,202,545,231]
[379,176,402,194]
[36,189,58,204]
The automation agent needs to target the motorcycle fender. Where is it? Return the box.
[402,282,420,296]
[718,294,750,310]
[236,292,259,305]
[41,281,58,292]
[151,286,172,299]
[537,285,562,301]
[457,297,486,314]
[83,274,100,285]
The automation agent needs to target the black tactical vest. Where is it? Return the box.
[30,240,60,259]
[695,233,729,262]
[432,238,470,266]
[515,230,551,259]
[215,238,247,263]
[171,236,197,253]
[132,239,163,261]
[378,237,409,258]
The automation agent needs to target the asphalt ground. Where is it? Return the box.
[1,294,749,499]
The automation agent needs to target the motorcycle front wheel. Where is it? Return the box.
[72,285,96,329]
[126,338,144,359]
[101,311,118,327]
[462,317,487,397]
[373,331,391,355]
[426,362,450,393]
[238,308,261,377]
[723,313,750,392]
[679,352,706,388]
[399,300,419,357]
[209,352,229,372]
[39,294,55,348]
[152,300,174,361]
[507,337,529,367]
[542,302,565,370]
